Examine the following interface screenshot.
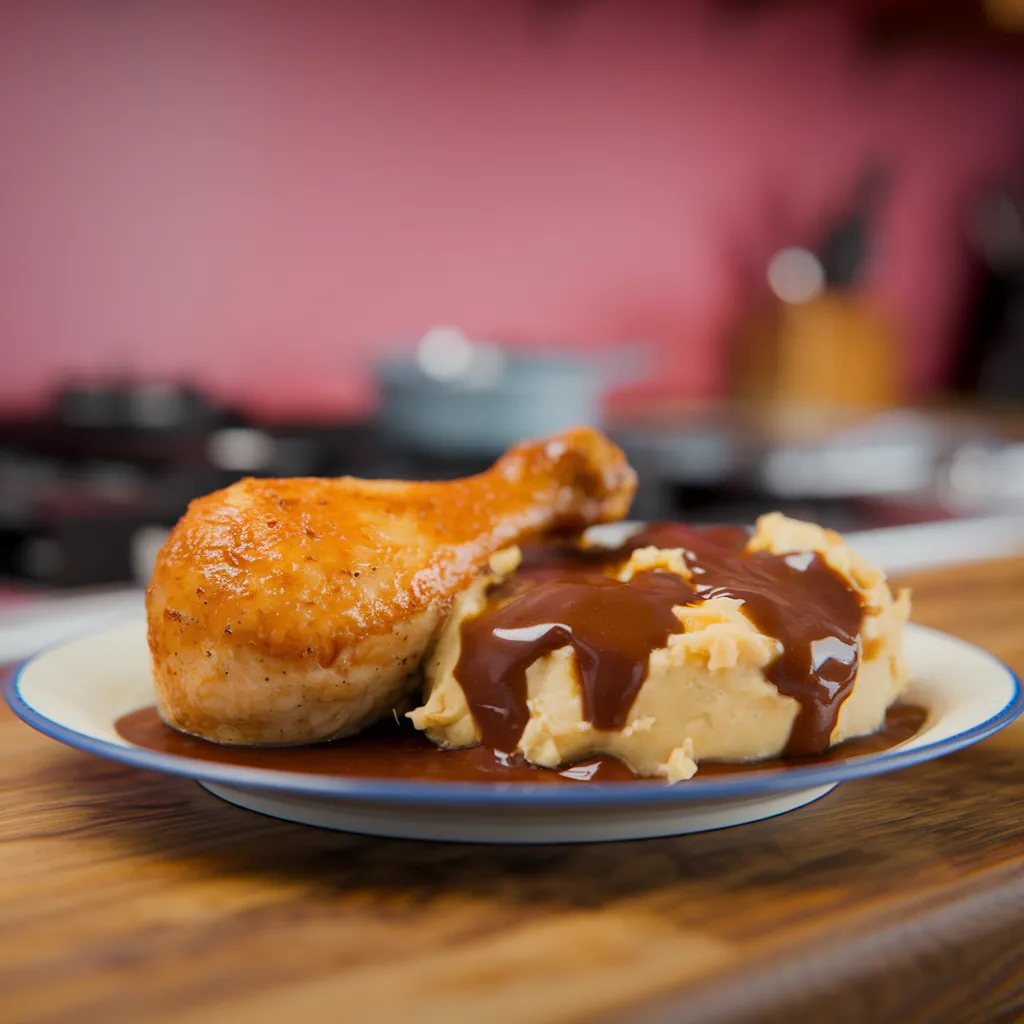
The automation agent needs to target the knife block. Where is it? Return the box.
[735,292,902,408]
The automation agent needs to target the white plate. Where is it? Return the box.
[4,619,1021,844]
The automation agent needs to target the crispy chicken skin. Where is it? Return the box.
[146,427,636,745]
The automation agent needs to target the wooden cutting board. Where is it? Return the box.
[1,557,1022,1024]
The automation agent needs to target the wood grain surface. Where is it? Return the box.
[1,558,1023,1024]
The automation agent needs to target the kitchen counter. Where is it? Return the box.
[1,555,1022,1023]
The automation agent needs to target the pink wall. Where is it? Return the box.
[2,1,1023,418]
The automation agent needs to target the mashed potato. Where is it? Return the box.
[408,514,910,782]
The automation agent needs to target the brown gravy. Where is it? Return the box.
[455,569,696,752]
[115,703,926,785]
[455,524,864,757]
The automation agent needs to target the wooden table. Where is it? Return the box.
[2,558,1023,1024]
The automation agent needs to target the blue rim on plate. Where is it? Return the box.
[4,624,1022,810]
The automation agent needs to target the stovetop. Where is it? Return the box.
[0,411,969,589]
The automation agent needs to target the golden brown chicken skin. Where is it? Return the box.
[146,427,636,745]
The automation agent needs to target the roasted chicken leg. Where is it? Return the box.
[147,427,636,744]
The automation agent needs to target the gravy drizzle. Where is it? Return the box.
[454,524,864,757]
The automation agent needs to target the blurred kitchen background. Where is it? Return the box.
[2,0,1024,653]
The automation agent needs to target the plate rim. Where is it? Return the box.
[4,622,1022,809]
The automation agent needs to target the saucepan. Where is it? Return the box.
[375,327,647,457]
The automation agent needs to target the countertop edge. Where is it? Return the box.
[611,858,1024,1024]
